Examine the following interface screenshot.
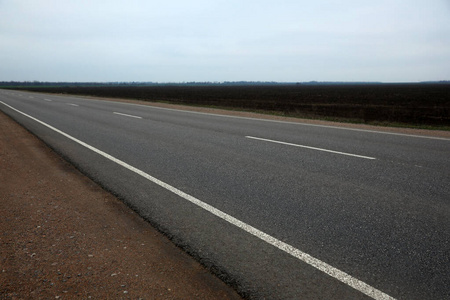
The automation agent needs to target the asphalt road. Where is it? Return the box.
[1,90,449,300]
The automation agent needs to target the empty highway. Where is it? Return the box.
[1,90,449,299]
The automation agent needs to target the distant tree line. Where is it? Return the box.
[1,80,448,88]
[0,81,290,87]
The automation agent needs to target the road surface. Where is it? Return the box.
[1,90,449,299]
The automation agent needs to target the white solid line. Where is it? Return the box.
[113,111,142,119]
[0,101,394,300]
[246,136,376,160]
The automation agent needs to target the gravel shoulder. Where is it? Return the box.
[0,111,241,299]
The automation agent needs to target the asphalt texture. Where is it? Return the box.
[1,90,449,299]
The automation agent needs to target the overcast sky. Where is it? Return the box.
[1,0,449,82]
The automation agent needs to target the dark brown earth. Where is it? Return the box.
[0,111,242,299]
[83,95,450,139]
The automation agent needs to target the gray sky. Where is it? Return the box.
[1,0,449,82]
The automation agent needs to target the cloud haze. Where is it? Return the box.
[1,0,449,82]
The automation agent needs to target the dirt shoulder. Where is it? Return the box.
[0,111,241,299]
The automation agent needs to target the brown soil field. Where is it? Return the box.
[81,94,450,139]
[16,83,450,128]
